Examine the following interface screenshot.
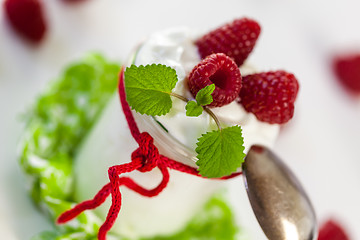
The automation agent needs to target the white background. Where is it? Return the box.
[1,0,360,239]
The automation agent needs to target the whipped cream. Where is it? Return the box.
[74,27,279,238]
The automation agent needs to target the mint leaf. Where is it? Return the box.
[31,231,58,240]
[19,54,119,237]
[124,64,178,116]
[195,126,245,178]
[185,101,203,117]
[196,84,215,106]
[139,195,239,240]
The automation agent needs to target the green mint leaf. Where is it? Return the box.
[195,126,245,178]
[185,101,203,117]
[19,54,119,235]
[124,64,178,116]
[31,231,58,240]
[196,84,215,106]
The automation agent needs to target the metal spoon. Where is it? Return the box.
[242,145,317,240]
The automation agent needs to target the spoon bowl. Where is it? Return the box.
[243,145,317,240]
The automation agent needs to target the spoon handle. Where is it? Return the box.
[243,145,318,240]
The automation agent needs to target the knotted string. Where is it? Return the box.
[57,66,242,240]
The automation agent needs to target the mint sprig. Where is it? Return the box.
[196,84,215,106]
[124,64,178,116]
[185,84,215,117]
[124,64,245,178]
[185,101,203,117]
[196,126,245,178]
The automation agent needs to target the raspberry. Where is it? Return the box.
[333,53,360,94]
[3,0,47,43]
[195,17,261,66]
[239,71,299,124]
[318,220,350,240]
[187,53,242,107]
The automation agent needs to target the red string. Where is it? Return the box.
[57,66,242,240]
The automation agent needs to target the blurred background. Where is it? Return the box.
[0,0,359,239]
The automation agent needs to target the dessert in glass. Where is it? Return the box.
[19,17,299,240]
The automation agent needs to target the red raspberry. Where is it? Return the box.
[318,220,350,240]
[239,71,299,124]
[187,53,242,107]
[3,0,47,43]
[195,17,261,66]
[333,53,360,94]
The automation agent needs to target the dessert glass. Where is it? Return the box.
[74,27,279,239]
